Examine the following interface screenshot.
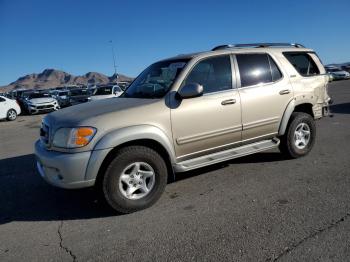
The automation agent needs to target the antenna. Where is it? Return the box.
[109,40,118,77]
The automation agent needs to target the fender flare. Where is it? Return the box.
[85,125,176,181]
[278,99,295,136]
[94,125,176,162]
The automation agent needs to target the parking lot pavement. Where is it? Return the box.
[0,80,350,261]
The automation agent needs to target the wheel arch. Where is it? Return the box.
[87,125,176,185]
[279,100,315,136]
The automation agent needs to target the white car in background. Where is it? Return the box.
[25,92,60,114]
[0,95,21,121]
[90,85,123,101]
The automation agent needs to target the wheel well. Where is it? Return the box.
[95,139,174,188]
[294,103,314,118]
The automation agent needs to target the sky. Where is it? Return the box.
[0,0,349,86]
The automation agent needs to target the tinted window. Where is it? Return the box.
[182,55,232,93]
[236,54,272,87]
[283,52,320,76]
[268,55,283,81]
[0,97,5,102]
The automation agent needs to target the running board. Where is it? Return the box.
[173,138,280,172]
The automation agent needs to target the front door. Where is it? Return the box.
[171,55,242,160]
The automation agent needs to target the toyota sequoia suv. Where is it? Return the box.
[35,43,331,213]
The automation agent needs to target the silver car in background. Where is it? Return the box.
[51,90,71,107]
[326,67,350,80]
[25,92,60,114]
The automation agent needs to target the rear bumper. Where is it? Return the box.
[34,140,95,189]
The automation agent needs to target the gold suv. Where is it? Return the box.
[35,43,331,213]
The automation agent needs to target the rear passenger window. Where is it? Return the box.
[182,55,232,94]
[236,54,274,87]
[283,52,320,76]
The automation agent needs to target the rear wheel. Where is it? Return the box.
[7,109,17,121]
[102,146,167,213]
[279,112,316,158]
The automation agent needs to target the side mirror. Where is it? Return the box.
[177,83,203,99]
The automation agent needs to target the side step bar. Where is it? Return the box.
[173,138,280,172]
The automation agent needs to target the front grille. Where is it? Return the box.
[37,105,54,110]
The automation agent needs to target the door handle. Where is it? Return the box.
[279,89,291,95]
[221,99,236,105]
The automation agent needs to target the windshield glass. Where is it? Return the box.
[114,86,122,92]
[123,59,189,98]
[58,91,69,96]
[92,86,113,96]
[28,93,50,99]
[70,89,89,96]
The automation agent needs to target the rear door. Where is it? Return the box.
[235,53,293,141]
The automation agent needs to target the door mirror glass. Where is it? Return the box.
[177,83,203,99]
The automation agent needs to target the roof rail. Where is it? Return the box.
[211,43,305,51]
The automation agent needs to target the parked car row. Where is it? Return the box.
[325,65,350,80]
[0,83,128,121]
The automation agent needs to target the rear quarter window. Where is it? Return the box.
[283,52,320,76]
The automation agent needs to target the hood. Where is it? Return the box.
[45,97,159,128]
[28,97,56,104]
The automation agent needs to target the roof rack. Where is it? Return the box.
[211,43,305,51]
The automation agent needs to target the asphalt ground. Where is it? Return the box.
[0,80,350,261]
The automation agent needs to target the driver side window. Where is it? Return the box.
[182,55,232,94]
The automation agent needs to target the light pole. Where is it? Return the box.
[109,40,118,79]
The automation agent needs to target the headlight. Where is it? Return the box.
[52,127,97,148]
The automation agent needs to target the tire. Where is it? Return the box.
[7,109,17,121]
[102,146,168,213]
[279,112,316,159]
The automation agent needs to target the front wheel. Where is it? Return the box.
[279,112,316,159]
[7,109,17,121]
[102,146,168,213]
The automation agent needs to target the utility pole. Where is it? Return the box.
[109,40,118,78]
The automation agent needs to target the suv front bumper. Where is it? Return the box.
[34,140,95,189]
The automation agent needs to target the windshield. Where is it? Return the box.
[70,89,89,96]
[123,59,189,98]
[58,91,69,96]
[28,93,50,99]
[114,86,122,92]
[92,86,113,96]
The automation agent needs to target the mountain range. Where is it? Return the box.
[0,69,134,92]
